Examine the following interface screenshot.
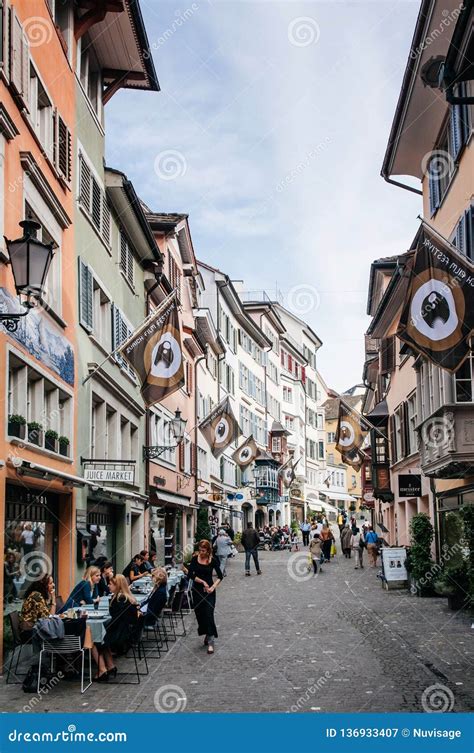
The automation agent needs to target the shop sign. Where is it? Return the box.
[381,547,407,582]
[84,464,135,485]
[398,474,422,498]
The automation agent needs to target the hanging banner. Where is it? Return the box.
[335,401,369,470]
[199,396,241,458]
[118,295,184,406]
[232,435,258,468]
[397,224,474,372]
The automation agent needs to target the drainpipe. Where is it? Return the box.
[193,352,207,514]
[382,174,423,196]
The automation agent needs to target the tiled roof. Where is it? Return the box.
[322,395,361,421]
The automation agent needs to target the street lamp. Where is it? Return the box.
[1,219,54,332]
[143,408,187,460]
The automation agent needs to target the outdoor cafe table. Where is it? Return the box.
[81,593,150,644]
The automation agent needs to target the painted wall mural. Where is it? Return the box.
[0,288,75,386]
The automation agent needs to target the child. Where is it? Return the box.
[291,530,300,551]
[309,534,323,576]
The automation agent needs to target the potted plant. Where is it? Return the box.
[461,505,474,611]
[58,435,70,457]
[8,414,26,439]
[233,531,243,552]
[45,429,59,452]
[434,512,470,610]
[406,513,435,596]
[349,503,357,512]
[27,421,43,446]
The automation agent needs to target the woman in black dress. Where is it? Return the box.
[187,540,222,654]
[91,574,138,681]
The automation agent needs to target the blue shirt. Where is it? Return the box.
[59,580,98,612]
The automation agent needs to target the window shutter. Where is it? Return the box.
[288,355,293,372]
[178,441,185,472]
[456,212,467,256]
[91,176,101,230]
[450,103,463,159]
[102,196,110,247]
[400,402,408,458]
[55,112,71,183]
[120,232,128,275]
[467,205,474,262]
[428,161,440,215]
[380,336,395,374]
[301,366,306,384]
[79,154,91,210]
[78,258,93,330]
[389,415,396,464]
[9,7,23,98]
[1,0,10,81]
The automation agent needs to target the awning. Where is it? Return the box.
[308,500,339,514]
[321,491,357,503]
[92,486,148,502]
[150,488,197,510]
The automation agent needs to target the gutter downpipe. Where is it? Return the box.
[430,476,441,563]
[194,353,207,520]
[383,174,423,196]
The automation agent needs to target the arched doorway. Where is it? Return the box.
[276,510,281,524]
[269,508,274,526]
[255,508,264,529]
[242,503,253,528]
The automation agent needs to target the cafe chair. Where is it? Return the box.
[108,622,149,685]
[162,589,187,637]
[38,636,92,694]
[6,612,31,684]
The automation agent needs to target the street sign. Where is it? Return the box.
[398,474,421,498]
[84,465,135,485]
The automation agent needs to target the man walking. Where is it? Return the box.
[300,520,311,547]
[365,526,379,567]
[241,522,262,576]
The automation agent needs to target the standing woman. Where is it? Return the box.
[187,540,222,654]
[320,524,334,564]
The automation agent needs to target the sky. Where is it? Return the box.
[106,0,424,393]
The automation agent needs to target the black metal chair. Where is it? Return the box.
[108,621,149,685]
[5,611,31,684]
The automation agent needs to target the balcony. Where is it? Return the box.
[418,405,474,479]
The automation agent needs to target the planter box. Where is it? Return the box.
[45,437,58,453]
[8,422,25,439]
[59,442,69,457]
[28,429,43,446]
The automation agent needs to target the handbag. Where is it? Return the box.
[330,543,337,556]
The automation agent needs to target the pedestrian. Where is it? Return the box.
[187,540,223,654]
[337,511,344,533]
[214,528,232,576]
[300,520,311,547]
[319,524,334,564]
[241,522,262,576]
[365,526,379,567]
[290,529,300,551]
[309,534,322,576]
[351,527,365,569]
[341,524,352,558]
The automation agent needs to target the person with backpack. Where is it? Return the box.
[365,526,379,567]
[241,522,262,576]
[351,527,365,569]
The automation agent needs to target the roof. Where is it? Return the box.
[145,212,189,230]
[381,0,459,180]
[83,0,160,94]
[366,256,400,316]
[366,253,413,337]
[322,395,361,421]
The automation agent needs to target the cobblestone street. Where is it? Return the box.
[1,547,473,714]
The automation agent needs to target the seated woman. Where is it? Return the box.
[19,574,56,641]
[122,554,144,584]
[59,566,100,613]
[143,568,168,628]
[92,574,139,681]
[98,561,113,598]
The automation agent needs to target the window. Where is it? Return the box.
[328,453,334,464]
[429,92,470,214]
[9,7,29,109]
[267,394,280,421]
[24,203,61,315]
[407,392,418,455]
[79,153,111,247]
[28,65,53,160]
[112,305,136,381]
[327,431,336,443]
[267,361,279,384]
[453,205,474,262]
[8,351,73,453]
[207,350,218,379]
[455,346,474,402]
[150,410,177,465]
[78,34,101,117]
[220,360,235,395]
[197,446,208,481]
[283,386,293,403]
[271,436,281,453]
[50,0,73,56]
[169,253,181,299]
[284,415,294,431]
[318,441,324,460]
[92,277,112,352]
[317,413,323,429]
[120,231,134,287]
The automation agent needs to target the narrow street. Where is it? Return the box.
[2,546,473,714]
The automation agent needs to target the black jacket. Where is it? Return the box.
[241,528,260,551]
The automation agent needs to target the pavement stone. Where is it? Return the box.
[1,546,473,713]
